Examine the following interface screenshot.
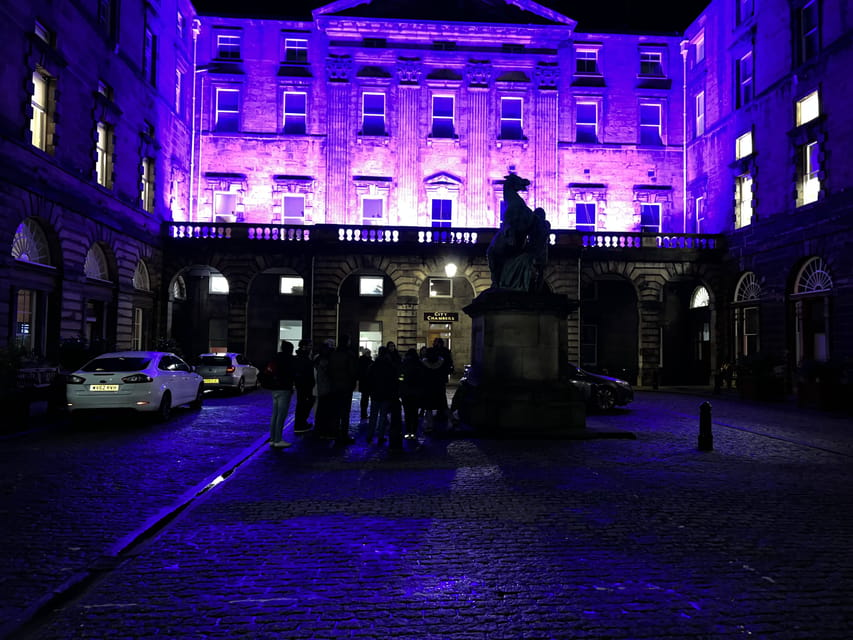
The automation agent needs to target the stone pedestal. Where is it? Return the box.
[456,289,585,435]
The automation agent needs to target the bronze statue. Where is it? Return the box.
[486,172,549,292]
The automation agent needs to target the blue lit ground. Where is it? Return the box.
[18,393,853,638]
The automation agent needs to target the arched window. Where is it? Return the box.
[794,257,832,295]
[170,275,187,300]
[84,244,111,281]
[734,271,761,302]
[133,260,151,291]
[689,285,710,308]
[11,219,51,266]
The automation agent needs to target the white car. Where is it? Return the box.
[66,351,204,421]
[195,352,259,394]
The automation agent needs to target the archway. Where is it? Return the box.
[579,276,639,384]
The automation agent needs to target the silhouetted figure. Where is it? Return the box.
[293,339,315,434]
[260,340,295,448]
[328,334,359,445]
[357,348,373,421]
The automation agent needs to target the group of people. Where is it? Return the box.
[262,335,454,450]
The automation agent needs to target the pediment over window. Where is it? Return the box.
[424,172,462,188]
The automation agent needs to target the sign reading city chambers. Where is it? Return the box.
[424,312,459,322]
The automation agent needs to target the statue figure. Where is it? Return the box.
[486,172,550,292]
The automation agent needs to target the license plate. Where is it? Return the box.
[90,384,119,392]
[203,378,219,384]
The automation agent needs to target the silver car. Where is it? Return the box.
[195,353,259,394]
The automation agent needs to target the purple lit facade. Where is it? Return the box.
[2,0,851,399]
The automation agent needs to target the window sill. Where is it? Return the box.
[496,138,528,149]
[427,136,460,147]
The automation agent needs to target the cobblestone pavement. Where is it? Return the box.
[4,389,853,639]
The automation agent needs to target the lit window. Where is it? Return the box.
[640,51,664,76]
[639,103,662,145]
[737,0,754,24]
[30,71,50,151]
[735,174,753,228]
[96,122,113,188]
[640,203,661,233]
[799,141,820,206]
[175,69,183,114]
[141,157,155,212]
[133,261,151,291]
[431,199,452,228]
[735,131,753,159]
[284,38,308,63]
[429,278,453,298]
[360,276,384,296]
[215,88,240,132]
[280,276,304,295]
[737,52,753,107]
[132,307,143,350]
[362,93,386,136]
[209,274,229,294]
[796,90,819,125]
[695,91,705,136]
[575,49,599,75]
[283,91,307,134]
[695,195,705,233]
[500,97,523,140]
[12,219,51,266]
[282,195,305,224]
[575,103,598,143]
[692,32,705,65]
[217,34,241,59]
[800,0,819,62]
[84,244,110,281]
[214,192,237,220]
[431,95,454,137]
[362,198,384,225]
[690,286,710,308]
[575,203,596,232]
[16,289,37,352]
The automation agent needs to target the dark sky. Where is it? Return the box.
[194,0,711,34]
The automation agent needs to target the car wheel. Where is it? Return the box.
[156,392,172,422]
[236,377,245,395]
[190,385,203,410]
[594,385,616,411]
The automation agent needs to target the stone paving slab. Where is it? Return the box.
[16,392,853,639]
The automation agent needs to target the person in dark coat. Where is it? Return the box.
[328,334,359,445]
[399,348,425,439]
[312,340,335,439]
[261,340,296,448]
[432,337,454,419]
[293,339,315,434]
[421,347,447,433]
[357,347,373,422]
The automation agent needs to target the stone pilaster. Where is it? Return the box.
[395,60,422,224]
[533,65,559,218]
[466,63,493,227]
[324,56,353,224]
[395,295,419,351]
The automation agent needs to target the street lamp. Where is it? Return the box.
[444,262,457,278]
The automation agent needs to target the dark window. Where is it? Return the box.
[500,97,523,140]
[431,199,452,227]
[575,203,596,231]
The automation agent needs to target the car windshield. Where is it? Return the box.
[82,357,151,372]
[199,356,231,366]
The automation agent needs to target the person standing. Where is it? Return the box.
[293,339,315,434]
[432,337,454,420]
[312,340,336,440]
[357,347,373,422]
[400,347,425,439]
[328,334,359,445]
[261,340,296,448]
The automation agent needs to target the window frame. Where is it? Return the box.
[214,87,241,132]
[361,92,386,136]
[141,157,155,212]
[95,121,113,188]
[431,95,455,138]
[499,96,524,140]
[639,202,661,233]
[639,103,662,146]
[429,277,453,298]
[575,101,598,144]
[695,91,705,136]
[575,202,596,232]
[282,90,307,134]
[735,131,753,159]
[431,198,453,228]
[283,37,308,64]
[639,50,664,77]
[735,173,753,228]
[799,141,820,206]
[799,0,819,63]
[575,49,600,75]
[359,276,384,297]
[279,276,305,295]
[737,51,754,108]
[30,70,50,151]
[796,90,819,125]
[216,33,241,60]
[282,194,306,225]
[361,197,385,225]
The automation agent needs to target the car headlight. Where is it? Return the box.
[66,375,86,385]
[122,373,154,383]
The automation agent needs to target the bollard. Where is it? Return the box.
[698,401,713,451]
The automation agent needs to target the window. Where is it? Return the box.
[175,69,183,114]
[431,95,454,138]
[209,274,229,294]
[283,91,307,134]
[141,157,155,212]
[575,49,599,74]
[133,261,151,291]
[735,174,753,228]
[796,90,819,125]
[431,199,452,228]
[640,51,664,76]
[734,272,761,359]
[692,31,705,65]
[639,103,662,145]
[362,198,384,225]
[279,276,304,295]
[15,289,37,353]
[695,195,705,233]
[35,21,51,44]
[640,203,661,233]
[84,244,110,281]
[30,71,50,151]
[98,0,118,40]
[215,88,240,132]
[500,97,523,140]
[96,122,113,188]
[799,141,820,206]
[800,0,819,63]
[282,195,305,224]
[575,102,598,143]
[737,0,754,23]
[575,203,596,232]
[429,278,453,298]
[132,307,143,351]
[695,91,705,136]
[177,11,185,39]
[214,191,237,220]
[12,219,51,266]
[362,93,386,136]
[736,52,753,108]
[217,34,241,59]
[690,286,710,309]
[284,38,308,63]
[279,320,303,344]
[360,276,384,296]
[735,131,753,159]
[144,28,157,85]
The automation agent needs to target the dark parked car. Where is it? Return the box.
[566,363,633,411]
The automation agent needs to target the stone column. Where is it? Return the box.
[395,60,422,224]
[533,66,560,218]
[324,56,353,224]
[465,63,493,227]
[396,295,419,351]
[227,287,248,352]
